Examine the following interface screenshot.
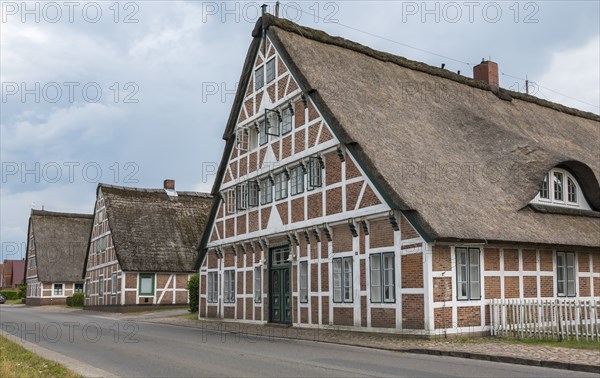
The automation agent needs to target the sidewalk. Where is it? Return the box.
[144,315,600,373]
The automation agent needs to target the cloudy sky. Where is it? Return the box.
[1,0,599,260]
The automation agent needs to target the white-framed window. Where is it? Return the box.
[139,273,154,296]
[248,181,260,207]
[225,189,235,214]
[333,257,353,303]
[99,275,104,296]
[308,156,322,189]
[207,271,218,303]
[236,184,248,211]
[533,168,590,209]
[254,267,262,303]
[290,165,304,196]
[255,66,264,90]
[299,261,308,303]
[85,279,90,298]
[53,283,63,296]
[281,106,293,134]
[556,251,576,297]
[274,171,288,201]
[224,270,235,303]
[370,252,395,303]
[265,58,276,83]
[111,272,117,295]
[456,247,480,300]
[260,177,273,204]
[74,283,84,294]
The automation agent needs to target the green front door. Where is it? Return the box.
[269,246,291,324]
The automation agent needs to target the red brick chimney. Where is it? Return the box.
[473,60,499,89]
[164,179,175,190]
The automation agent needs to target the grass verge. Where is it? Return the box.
[499,337,600,350]
[0,335,81,378]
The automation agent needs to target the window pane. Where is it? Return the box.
[266,58,276,83]
[383,253,395,301]
[282,107,293,134]
[540,173,549,199]
[567,177,577,203]
[566,253,576,297]
[255,66,264,90]
[553,172,563,201]
[370,255,381,303]
[254,267,261,303]
[140,275,153,294]
[333,259,342,302]
[344,258,353,302]
[300,262,308,303]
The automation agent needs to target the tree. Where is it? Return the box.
[187,273,199,313]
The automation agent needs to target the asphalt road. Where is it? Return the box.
[0,306,596,377]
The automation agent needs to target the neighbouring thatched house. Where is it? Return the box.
[197,13,599,335]
[83,181,212,309]
[25,210,93,305]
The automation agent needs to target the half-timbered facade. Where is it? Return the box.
[83,181,212,309]
[198,14,600,335]
[25,210,93,305]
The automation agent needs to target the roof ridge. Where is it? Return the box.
[261,14,600,122]
[31,209,93,219]
[98,183,211,197]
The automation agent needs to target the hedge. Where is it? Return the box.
[0,290,20,300]
[66,293,84,307]
[187,273,199,313]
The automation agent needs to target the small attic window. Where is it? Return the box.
[531,168,591,210]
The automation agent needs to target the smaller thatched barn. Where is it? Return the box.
[82,181,212,310]
[25,210,93,305]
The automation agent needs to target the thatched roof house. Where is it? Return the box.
[87,183,213,274]
[26,210,93,283]
[209,14,599,251]
[84,182,213,308]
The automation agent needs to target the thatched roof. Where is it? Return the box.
[98,184,212,273]
[215,15,600,248]
[26,210,93,283]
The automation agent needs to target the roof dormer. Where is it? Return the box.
[530,168,592,210]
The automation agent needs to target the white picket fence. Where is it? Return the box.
[489,298,600,341]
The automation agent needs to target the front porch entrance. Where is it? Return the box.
[269,246,291,324]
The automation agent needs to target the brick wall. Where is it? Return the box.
[457,306,480,327]
[402,294,424,329]
[333,307,353,326]
[371,308,395,328]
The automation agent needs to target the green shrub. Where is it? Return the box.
[0,290,19,300]
[187,273,199,313]
[17,284,27,299]
[71,293,84,307]
[66,293,84,307]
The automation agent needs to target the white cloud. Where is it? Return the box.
[535,35,600,114]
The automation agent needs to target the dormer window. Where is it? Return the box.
[531,168,591,210]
